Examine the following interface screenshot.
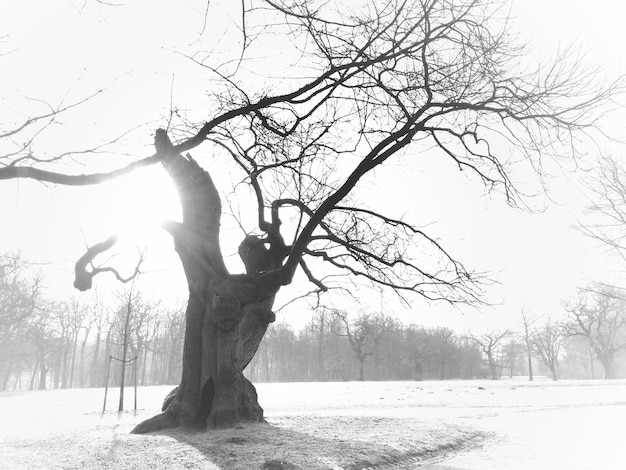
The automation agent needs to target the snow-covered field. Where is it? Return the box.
[0,378,624,469]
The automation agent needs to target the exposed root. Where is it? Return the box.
[131,410,179,434]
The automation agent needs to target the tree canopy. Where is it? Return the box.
[2,0,619,306]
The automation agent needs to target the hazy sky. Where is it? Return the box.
[1,0,625,332]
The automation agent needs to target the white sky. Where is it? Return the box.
[1,0,626,333]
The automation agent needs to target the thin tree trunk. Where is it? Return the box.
[102,329,112,387]
[1,365,12,391]
[39,348,47,390]
[30,359,39,390]
[488,353,498,380]
[358,356,365,381]
[317,314,325,381]
[69,330,79,388]
[79,326,90,387]
[90,329,101,388]
[141,347,149,386]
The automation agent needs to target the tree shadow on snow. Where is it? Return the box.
[159,415,487,470]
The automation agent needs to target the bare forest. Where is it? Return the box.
[3,252,625,394]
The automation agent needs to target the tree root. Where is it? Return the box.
[131,410,179,434]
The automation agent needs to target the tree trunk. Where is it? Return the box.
[53,345,62,389]
[132,131,283,433]
[358,356,365,381]
[141,347,149,386]
[79,326,90,387]
[38,344,47,390]
[527,353,533,381]
[317,315,325,381]
[600,355,616,379]
[29,359,38,390]
[69,330,79,388]
[90,329,101,388]
[550,362,558,381]
[133,282,274,432]
[414,361,423,381]
[487,353,498,380]
[102,329,112,387]
[1,364,12,391]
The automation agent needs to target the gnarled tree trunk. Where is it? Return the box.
[132,130,284,433]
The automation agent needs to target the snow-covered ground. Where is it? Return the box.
[0,378,624,469]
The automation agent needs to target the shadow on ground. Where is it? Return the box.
[162,416,487,470]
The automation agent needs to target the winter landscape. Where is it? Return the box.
[1,379,624,469]
[3,0,626,469]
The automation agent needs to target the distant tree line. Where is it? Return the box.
[2,253,625,392]
[247,309,487,382]
[246,300,626,383]
[0,253,185,392]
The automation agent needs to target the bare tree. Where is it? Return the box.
[310,308,330,381]
[89,301,110,388]
[333,310,394,381]
[0,253,42,390]
[531,319,563,381]
[520,310,536,381]
[470,330,509,380]
[29,305,56,390]
[1,0,622,431]
[564,286,626,379]
[405,326,430,381]
[579,154,626,264]
[501,340,524,379]
[429,327,457,380]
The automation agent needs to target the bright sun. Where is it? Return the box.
[103,166,181,245]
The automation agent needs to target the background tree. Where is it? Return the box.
[310,309,330,381]
[564,286,626,379]
[332,310,394,381]
[0,0,621,431]
[404,326,430,381]
[531,319,563,381]
[520,310,536,381]
[428,327,457,380]
[457,335,483,380]
[0,254,42,391]
[470,330,509,380]
[28,303,56,390]
[578,154,626,264]
[501,339,525,379]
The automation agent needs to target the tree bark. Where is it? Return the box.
[132,130,282,433]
